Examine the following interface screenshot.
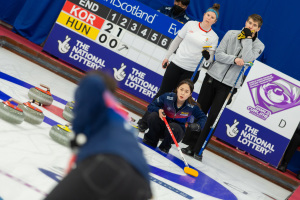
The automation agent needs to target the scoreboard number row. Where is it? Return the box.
[100,18,171,49]
[98,33,118,49]
[67,0,172,49]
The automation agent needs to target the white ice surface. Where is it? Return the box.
[0,47,291,200]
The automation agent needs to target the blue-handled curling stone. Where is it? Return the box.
[17,102,44,124]
[28,84,53,106]
[49,124,73,147]
[0,99,24,124]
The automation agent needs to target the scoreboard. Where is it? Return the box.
[43,0,185,102]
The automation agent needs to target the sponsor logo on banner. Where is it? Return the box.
[43,24,163,102]
[124,68,159,99]
[102,0,158,24]
[67,39,106,70]
[226,120,275,155]
[214,109,290,166]
[113,63,127,81]
[247,73,300,120]
[58,35,71,54]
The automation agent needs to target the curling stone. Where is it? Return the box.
[17,101,44,124]
[49,124,73,147]
[63,105,74,122]
[0,99,24,124]
[65,101,75,108]
[28,84,53,106]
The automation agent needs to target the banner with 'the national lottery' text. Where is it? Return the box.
[214,61,300,167]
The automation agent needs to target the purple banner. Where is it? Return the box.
[247,73,300,120]
[214,108,290,167]
[43,23,162,102]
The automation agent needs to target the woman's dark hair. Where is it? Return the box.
[87,70,117,93]
[175,79,200,107]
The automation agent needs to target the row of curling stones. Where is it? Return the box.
[28,84,53,106]
[29,84,75,122]
[63,101,74,122]
[0,98,44,124]
[49,123,87,147]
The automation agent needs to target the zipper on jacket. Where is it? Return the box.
[221,65,232,83]
[172,101,185,120]
[221,41,242,83]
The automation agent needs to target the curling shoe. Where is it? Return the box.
[158,146,169,154]
[182,146,194,156]
[277,162,288,172]
[137,119,148,133]
[142,138,156,148]
[193,153,203,162]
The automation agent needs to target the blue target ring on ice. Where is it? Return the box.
[140,139,237,199]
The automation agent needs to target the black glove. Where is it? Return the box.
[243,28,252,38]
[202,50,210,60]
[189,123,201,132]
[163,62,168,69]
[237,31,245,40]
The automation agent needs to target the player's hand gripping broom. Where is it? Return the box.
[162,113,198,177]
[198,62,253,156]
[191,46,212,81]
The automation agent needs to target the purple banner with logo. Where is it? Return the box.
[43,23,162,102]
[247,73,300,120]
[214,108,290,167]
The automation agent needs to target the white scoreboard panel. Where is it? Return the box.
[95,11,172,76]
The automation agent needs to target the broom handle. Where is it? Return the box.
[162,116,189,168]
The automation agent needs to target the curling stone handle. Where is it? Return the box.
[40,84,50,91]
[8,98,22,105]
[30,99,43,106]
[65,123,72,127]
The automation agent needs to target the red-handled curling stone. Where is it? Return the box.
[17,101,44,124]
[28,84,53,106]
[0,98,24,124]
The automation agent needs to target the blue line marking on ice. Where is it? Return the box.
[150,175,193,199]
[0,71,68,104]
[38,168,62,182]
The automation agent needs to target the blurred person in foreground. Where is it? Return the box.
[45,71,152,200]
